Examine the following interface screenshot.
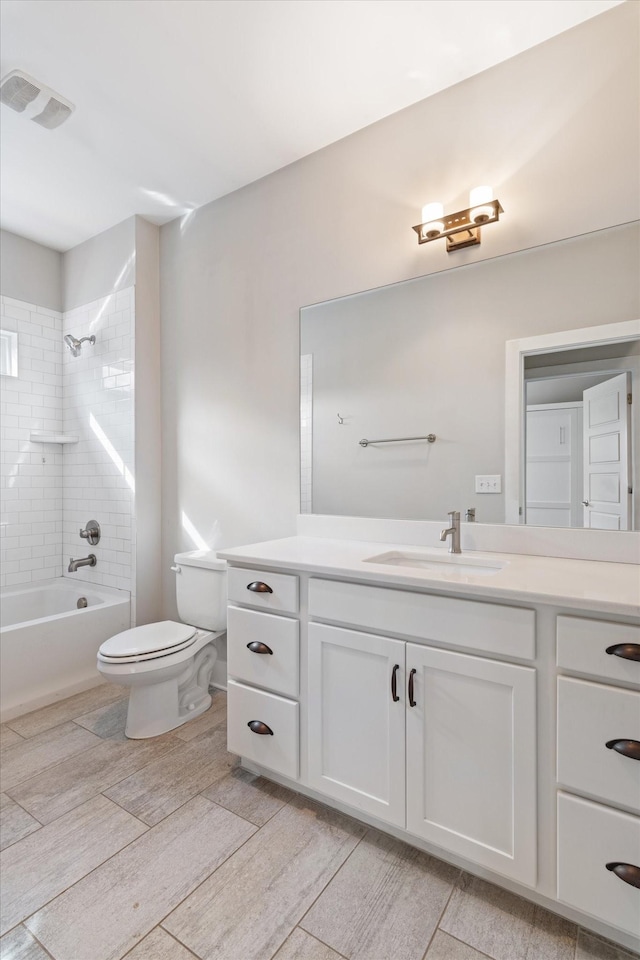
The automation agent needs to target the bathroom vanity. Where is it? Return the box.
[218,536,640,953]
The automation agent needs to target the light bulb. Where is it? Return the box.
[420,202,444,239]
[469,185,494,224]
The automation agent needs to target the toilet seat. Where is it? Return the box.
[98,620,197,663]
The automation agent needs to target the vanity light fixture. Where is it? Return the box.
[413,186,503,252]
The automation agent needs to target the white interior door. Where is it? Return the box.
[582,373,631,530]
[525,405,582,527]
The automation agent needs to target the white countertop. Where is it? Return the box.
[218,537,640,617]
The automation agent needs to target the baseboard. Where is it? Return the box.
[0,676,106,723]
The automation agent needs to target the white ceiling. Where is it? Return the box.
[0,0,623,252]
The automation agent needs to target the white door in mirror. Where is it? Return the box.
[583,373,631,530]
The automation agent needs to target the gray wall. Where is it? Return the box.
[0,229,63,311]
[63,216,136,311]
[157,3,639,617]
[134,217,162,625]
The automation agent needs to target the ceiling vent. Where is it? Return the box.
[0,70,74,129]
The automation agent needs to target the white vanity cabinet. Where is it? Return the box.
[305,579,537,885]
[307,623,406,826]
[222,547,640,954]
[405,642,536,885]
[556,615,640,940]
[306,619,536,883]
[226,567,301,780]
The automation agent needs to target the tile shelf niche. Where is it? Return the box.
[29,432,79,444]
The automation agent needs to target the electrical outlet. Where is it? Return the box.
[475,474,502,493]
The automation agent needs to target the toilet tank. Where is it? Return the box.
[173,550,227,631]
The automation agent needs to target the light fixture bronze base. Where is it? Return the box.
[446,227,481,252]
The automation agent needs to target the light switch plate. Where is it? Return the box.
[475,475,502,493]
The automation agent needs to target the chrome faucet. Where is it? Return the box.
[440,511,461,554]
[68,554,97,573]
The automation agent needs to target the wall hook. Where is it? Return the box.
[337,413,344,424]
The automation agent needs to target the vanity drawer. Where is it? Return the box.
[557,792,640,939]
[557,677,640,813]
[227,679,298,780]
[308,578,535,660]
[557,616,640,687]
[227,605,299,698]
[227,566,299,615]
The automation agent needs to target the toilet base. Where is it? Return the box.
[111,639,219,739]
[125,681,212,738]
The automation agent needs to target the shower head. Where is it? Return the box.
[64,334,95,357]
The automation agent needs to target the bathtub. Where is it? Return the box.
[0,578,130,722]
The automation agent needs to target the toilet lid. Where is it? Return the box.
[99,621,197,659]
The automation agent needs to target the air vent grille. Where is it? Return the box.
[0,74,41,112]
[32,97,73,129]
[0,70,74,128]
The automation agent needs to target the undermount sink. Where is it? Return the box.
[363,550,507,577]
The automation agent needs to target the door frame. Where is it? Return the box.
[505,319,640,525]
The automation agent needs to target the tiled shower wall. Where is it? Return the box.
[0,289,136,618]
[0,296,64,587]
[62,287,136,620]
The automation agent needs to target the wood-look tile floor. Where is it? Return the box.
[0,686,637,960]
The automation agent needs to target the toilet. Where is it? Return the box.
[97,550,226,738]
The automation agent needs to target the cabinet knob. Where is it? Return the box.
[581,500,590,507]
[247,641,273,655]
[605,739,640,761]
[408,668,417,707]
[391,664,400,702]
[605,643,640,662]
[247,581,273,594]
[247,720,274,735]
[606,862,640,889]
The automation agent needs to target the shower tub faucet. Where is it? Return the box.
[68,554,97,573]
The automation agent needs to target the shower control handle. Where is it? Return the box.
[79,520,101,545]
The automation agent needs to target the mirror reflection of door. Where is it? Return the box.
[582,372,631,530]
[525,404,582,527]
[525,370,633,530]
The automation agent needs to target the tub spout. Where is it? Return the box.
[68,554,97,573]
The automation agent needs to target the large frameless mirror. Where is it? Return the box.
[300,221,640,529]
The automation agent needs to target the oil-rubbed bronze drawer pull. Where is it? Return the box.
[606,862,640,889]
[408,668,417,707]
[247,720,273,735]
[606,739,640,761]
[391,664,400,702]
[247,581,273,594]
[247,641,273,655]
[605,643,640,662]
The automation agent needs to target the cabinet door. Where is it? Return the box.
[406,643,537,885]
[308,623,405,827]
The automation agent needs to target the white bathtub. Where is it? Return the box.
[0,578,130,722]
